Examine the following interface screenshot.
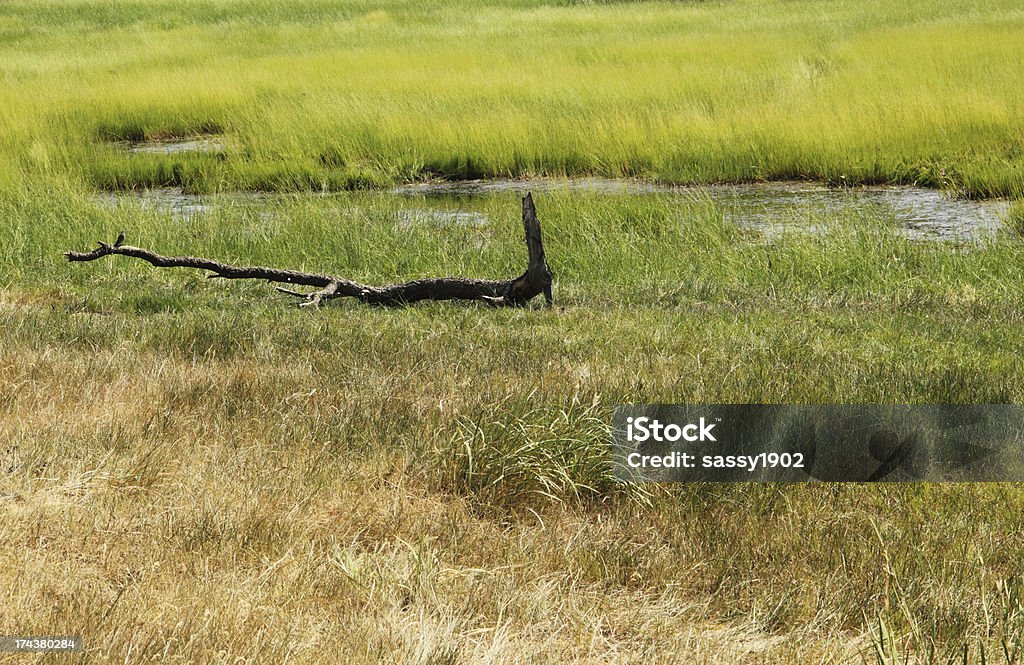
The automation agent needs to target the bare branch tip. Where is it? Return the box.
[275,287,308,298]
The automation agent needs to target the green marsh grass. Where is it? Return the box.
[1008,199,1024,235]
[2,0,1024,195]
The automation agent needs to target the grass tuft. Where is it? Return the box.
[434,397,650,510]
[1006,199,1024,235]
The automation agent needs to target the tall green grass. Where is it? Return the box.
[2,0,1024,195]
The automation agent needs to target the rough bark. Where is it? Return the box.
[65,193,554,308]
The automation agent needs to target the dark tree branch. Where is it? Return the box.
[65,193,554,308]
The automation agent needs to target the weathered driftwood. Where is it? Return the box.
[65,193,553,307]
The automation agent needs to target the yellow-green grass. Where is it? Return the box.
[2,0,1024,195]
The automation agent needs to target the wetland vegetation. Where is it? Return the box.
[3,0,1024,662]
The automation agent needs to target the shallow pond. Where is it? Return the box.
[96,178,1011,242]
[116,138,226,155]
[394,178,1011,242]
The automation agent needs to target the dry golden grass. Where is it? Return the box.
[4,278,1024,662]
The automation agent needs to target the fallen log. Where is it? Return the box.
[65,192,553,307]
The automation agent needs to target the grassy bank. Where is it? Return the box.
[1,0,1024,195]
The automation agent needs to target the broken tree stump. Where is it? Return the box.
[65,193,554,308]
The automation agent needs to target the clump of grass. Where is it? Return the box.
[871,608,1024,665]
[1006,199,1024,235]
[433,397,649,510]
